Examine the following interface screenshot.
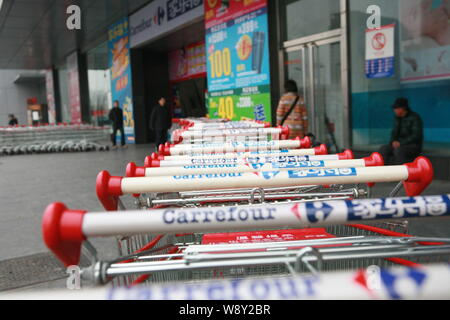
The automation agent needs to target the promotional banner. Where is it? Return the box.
[365,24,395,79]
[205,0,272,122]
[45,69,56,124]
[67,52,82,123]
[400,0,450,83]
[169,42,206,82]
[130,0,204,48]
[108,18,136,144]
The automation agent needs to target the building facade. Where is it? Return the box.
[43,0,449,157]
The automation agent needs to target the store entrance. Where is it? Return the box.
[171,77,206,118]
[284,31,346,153]
[131,20,206,144]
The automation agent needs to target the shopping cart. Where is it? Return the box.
[3,263,450,299]
[41,119,447,298]
[42,194,450,289]
[172,126,290,144]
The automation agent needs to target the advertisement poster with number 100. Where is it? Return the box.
[205,0,272,123]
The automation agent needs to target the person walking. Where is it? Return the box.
[276,80,308,139]
[108,101,126,149]
[149,97,172,150]
[8,114,18,126]
[379,98,423,165]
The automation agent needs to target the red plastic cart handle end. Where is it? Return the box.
[158,144,166,155]
[314,144,328,156]
[278,126,290,140]
[42,203,86,267]
[296,136,311,149]
[338,149,355,160]
[404,156,434,197]
[145,156,161,167]
[96,171,123,211]
[151,152,162,160]
[175,136,184,144]
[161,145,171,156]
[364,152,385,167]
[172,118,180,124]
[126,162,147,178]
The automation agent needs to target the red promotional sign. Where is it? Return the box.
[169,42,206,82]
[205,0,267,29]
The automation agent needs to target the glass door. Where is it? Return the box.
[284,36,344,153]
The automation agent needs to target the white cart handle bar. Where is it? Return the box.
[148,144,333,165]
[43,194,449,267]
[160,136,312,156]
[126,153,384,178]
[178,119,271,129]
[4,264,450,300]
[173,126,290,143]
[97,157,433,211]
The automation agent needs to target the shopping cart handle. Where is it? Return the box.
[314,144,328,156]
[363,152,385,167]
[278,126,290,140]
[404,156,434,197]
[338,150,354,160]
[296,136,312,149]
[145,156,161,168]
[126,162,147,178]
[42,203,86,267]
[96,171,123,211]
[158,144,166,156]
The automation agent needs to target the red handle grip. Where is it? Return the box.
[314,144,328,156]
[404,156,434,197]
[338,149,355,160]
[42,203,86,267]
[96,171,123,211]
[363,152,385,167]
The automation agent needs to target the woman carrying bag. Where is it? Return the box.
[276,80,309,139]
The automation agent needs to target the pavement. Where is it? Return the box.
[0,145,449,292]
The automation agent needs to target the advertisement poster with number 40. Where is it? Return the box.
[205,0,272,123]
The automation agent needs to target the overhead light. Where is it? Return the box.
[0,0,3,12]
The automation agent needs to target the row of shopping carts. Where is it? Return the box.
[40,118,450,300]
[0,123,110,147]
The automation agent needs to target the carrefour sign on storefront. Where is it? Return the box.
[130,0,204,48]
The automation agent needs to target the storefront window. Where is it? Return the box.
[87,42,112,126]
[350,0,450,153]
[280,0,341,41]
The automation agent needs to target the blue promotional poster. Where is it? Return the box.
[205,0,272,122]
[108,18,136,144]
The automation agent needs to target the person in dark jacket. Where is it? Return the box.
[109,101,126,149]
[8,114,18,126]
[149,97,172,150]
[379,98,423,165]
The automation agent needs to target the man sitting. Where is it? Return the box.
[379,98,423,165]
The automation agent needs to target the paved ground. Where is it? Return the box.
[0,144,156,262]
[0,145,449,292]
